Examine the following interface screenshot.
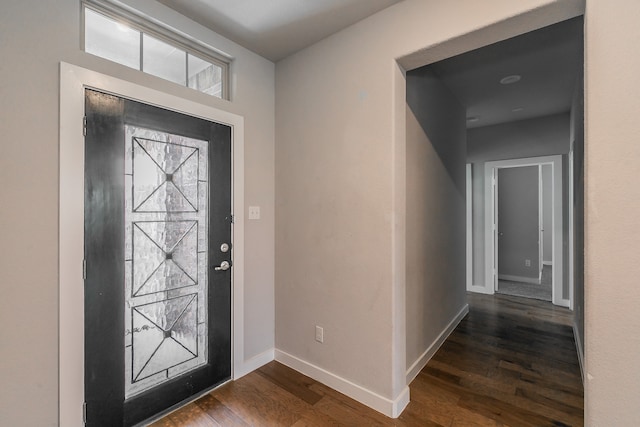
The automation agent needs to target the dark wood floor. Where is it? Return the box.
[150,293,583,426]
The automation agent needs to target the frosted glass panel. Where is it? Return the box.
[143,34,186,86]
[85,9,140,69]
[188,54,223,98]
[124,126,208,399]
[132,138,199,212]
[132,221,197,296]
[131,295,199,382]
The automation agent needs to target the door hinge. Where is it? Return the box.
[82,401,87,424]
[83,116,87,137]
[229,214,234,223]
[83,259,87,280]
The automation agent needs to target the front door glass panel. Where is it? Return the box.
[124,125,209,398]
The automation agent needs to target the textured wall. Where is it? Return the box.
[405,67,467,369]
[585,0,640,423]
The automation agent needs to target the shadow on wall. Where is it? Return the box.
[406,67,466,196]
[404,64,468,373]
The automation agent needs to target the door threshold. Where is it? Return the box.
[135,377,232,427]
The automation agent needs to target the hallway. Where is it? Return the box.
[413,292,583,426]
[151,293,583,426]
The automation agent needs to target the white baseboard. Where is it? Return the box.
[275,349,410,418]
[405,304,469,384]
[543,261,553,266]
[234,348,274,379]
[467,284,494,295]
[573,323,585,384]
[498,274,541,285]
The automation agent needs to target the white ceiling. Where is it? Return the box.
[428,17,583,129]
[156,1,581,129]
[157,0,404,61]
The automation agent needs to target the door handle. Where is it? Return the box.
[214,261,231,271]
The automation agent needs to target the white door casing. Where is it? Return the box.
[59,62,245,427]
[482,155,567,307]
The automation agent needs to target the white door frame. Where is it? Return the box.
[538,164,544,279]
[568,150,575,310]
[59,62,245,426]
[466,164,473,290]
[483,155,567,307]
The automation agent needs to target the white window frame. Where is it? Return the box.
[81,0,231,100]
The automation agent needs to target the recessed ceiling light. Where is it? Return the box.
[500,75,521,85]
[512,107,524,112]
[466,116,480,123]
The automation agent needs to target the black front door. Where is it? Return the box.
[84,89,232,426]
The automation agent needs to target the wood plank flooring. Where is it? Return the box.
[150,293,583,426]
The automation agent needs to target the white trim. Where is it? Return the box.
[466,164,473,291]
[390,60,408,408]
[483,156,565,307]
[468,284,494,295]
[392,386,411,418]
[275,349,410,418]
[538,165,544,275]
[233,348,275,379]
[498,274,541,285]
[573,323,585,384]
[543,261,553,266]
[59,62,245,427]
[568,150,575,311]
[405,304,469,384]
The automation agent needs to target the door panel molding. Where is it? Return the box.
[59,62,245,427]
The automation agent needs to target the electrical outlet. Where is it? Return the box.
[525,259,531,267]
[248,206,260,220]
[315,325,324,343]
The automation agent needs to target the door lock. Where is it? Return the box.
[220,243,230,253]
[214,260,231,271]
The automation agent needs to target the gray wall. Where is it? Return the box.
[542,164,553,263]
[468,114,571,163]
[468,113,570,289]
[498,166,540,279]
[571,34,585,367]
[405,67,467,368]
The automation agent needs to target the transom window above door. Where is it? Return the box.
[82,1,230,100]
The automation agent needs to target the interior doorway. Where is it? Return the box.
[495,164,550,301]
[398,4,585,418]
[484,155,567,307]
